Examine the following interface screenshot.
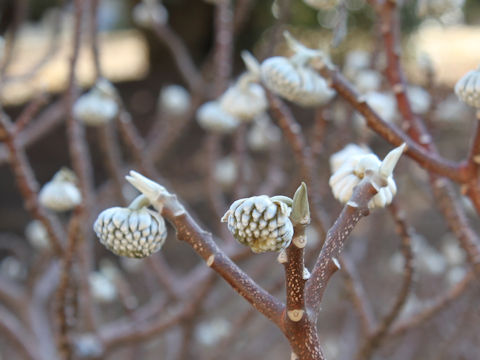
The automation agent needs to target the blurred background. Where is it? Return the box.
[1,0,480,359]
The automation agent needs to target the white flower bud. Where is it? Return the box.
[303,0,340,10]
[196,101,240,134]
[360,92,396,123]
[261,56,335,107]
[158,85,191,116]
[220,80,267,120]
[329,143,371,173]
[195,318,231,346]
[454,66,480,108]
[133,0,168,28]
[214,157,237,188]
[93,199,167,258]
[73,79,119,126]
[25,220,50,250]
[247,114,281,151]
[39,168,82,212]
[353,70,382,94]
[343,50,371,80]
[407,86,431,115]
[221,195,293,253]
[73,334,103,358]
[328,145,404,209]
[89,272,117,303]
[0,257,26,281]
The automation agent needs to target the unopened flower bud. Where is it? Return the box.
[39,168,82,212]
[25,220,50,250]
[133,0,168,28]
[221,195,293,253]
[455,66,480,108]
[73,79,119,126]
[159,85,191,116]
[93,195,167,258]
[260,33,335,107]
[197,101,239,134]
[329,144,404,209]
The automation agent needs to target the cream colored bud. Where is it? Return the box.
[89,272,117,303]
[73,79,118,126]
[94,199,167,258]
[220,80,267,121]
[261,56,335,107]
[455,66,480,108]
[353,70,382,94]
[133,0,168,28]
[407,86,431,115]
[329,143,371,173]
[25,220,50,250]
[39,168,82,212]
[221,195,293,253]
[159,85,191,116]
[328,145,402,209]
[247,114,281,152]
[196,101,240,134]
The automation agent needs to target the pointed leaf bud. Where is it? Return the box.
[291,182,310,225]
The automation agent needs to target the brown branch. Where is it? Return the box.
[267,92,329,239]
[55,213,80,360]
[0,114,65,255]
[305,179,377,318]
[151,24,203,93]
[356,203,414,360]
[65,0,97,334]
[96,123,125,204]
[127,172,286,328]
[311,61,466,183]
[0,99,65,165]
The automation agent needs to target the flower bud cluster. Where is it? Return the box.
[73,79,119,126]
[94,203,167,258]
[222,195,293,253]
[455,66,480,108]
[39,168,82,212]
[260,32,335,107]
[329,144,405,209]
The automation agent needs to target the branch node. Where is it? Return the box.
[206,254,215,267]
[287,309,304,322]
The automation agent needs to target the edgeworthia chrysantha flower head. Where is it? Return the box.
[196,101,240,134]
[73,78,119,126]
[133,0,168,28]
[39,168,82,212]
[247,113,281,152]
[260,32,335,107]
[158,85,191,116]
[454,66,480,108]
[221,195,294,253]
[93,194,167,258]
[25,220,50,250]
[220,52,267,120]
[329,143,371,173]
[329,144,406,209]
